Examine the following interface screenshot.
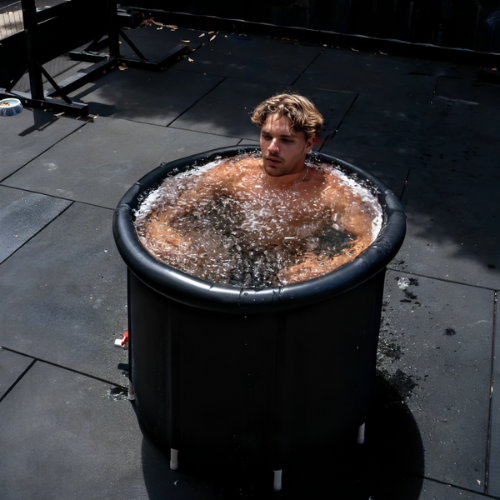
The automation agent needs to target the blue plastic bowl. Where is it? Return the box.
[0,98,23,116]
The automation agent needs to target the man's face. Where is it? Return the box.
[260,114,316,178]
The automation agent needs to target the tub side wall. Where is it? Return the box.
[129,271,177,446]
[274,269,386,459]
[129,268,386,467]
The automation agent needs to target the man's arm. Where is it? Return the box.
[278,174,376,284]
[320,176,375,240]
[138,160,233,254]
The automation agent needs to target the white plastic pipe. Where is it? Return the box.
[128,380,135,401]
[170,448,179,470]
[357,423,365,444]
[273,470,282,491]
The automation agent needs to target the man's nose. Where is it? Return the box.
[268,139,279,153]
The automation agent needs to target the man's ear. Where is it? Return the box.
[305,136,317,153]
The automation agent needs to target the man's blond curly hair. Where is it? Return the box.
[251,93,323,140]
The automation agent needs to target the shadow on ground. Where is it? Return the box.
[391,166,500,288]
[140,374,424,500]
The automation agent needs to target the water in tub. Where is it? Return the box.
[134,152,383,288]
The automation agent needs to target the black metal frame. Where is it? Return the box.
[0,0,96,115]
[69,0,186,71]
[0,0,188,116]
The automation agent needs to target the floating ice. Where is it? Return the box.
[134,153,383,288]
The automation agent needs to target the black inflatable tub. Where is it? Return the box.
[113,145,406,488]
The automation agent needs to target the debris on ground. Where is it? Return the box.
[107,386,128,401]
[140,16,156,27]
[114,331,129,349]
[139,17,177,30]
[397,277,410,289]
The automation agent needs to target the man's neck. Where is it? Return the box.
[262,164,308,186]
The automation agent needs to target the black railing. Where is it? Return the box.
[0,0,190,115]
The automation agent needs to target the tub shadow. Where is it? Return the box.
[140,372,424,500]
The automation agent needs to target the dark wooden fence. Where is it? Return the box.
[124,0,500,53]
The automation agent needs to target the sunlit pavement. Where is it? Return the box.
[0,25,499,499]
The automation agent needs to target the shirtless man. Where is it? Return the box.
[139,93,377,285]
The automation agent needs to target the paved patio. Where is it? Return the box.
[0,24,499,499]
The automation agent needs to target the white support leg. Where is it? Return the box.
[170,448,179,470]
[357,422,365,444]
[273,470,282,491]
[128,380,135,401]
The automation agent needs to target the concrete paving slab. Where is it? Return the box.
[378,270,493,492]
[320,93,435,170]
[328,131,500,177]
[306,61,499,179]
[0,348,33,400]
[419,480,487,499]
[171,78,357,145]
[435,76,500,108]
[0,186,71,264]
[69,67,224,126]
[319,148,409,198]
[420,98,500,176]
[173,33,322,85]
[392,169,500,289]
[487,307,500,497]
[0,361,151,500]
[324,92,500,175]
[321,138,424,170]
[329,93,435,138]
[3,117,239,209]
[121,25,207,61]
[0,203,128,384]
[417,138,500,177]
[0,109,82,181]
[297,47,438,99]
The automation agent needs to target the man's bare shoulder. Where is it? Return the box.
[207,155,262,177]
[319,168,360,204]
[226,155,262,170]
